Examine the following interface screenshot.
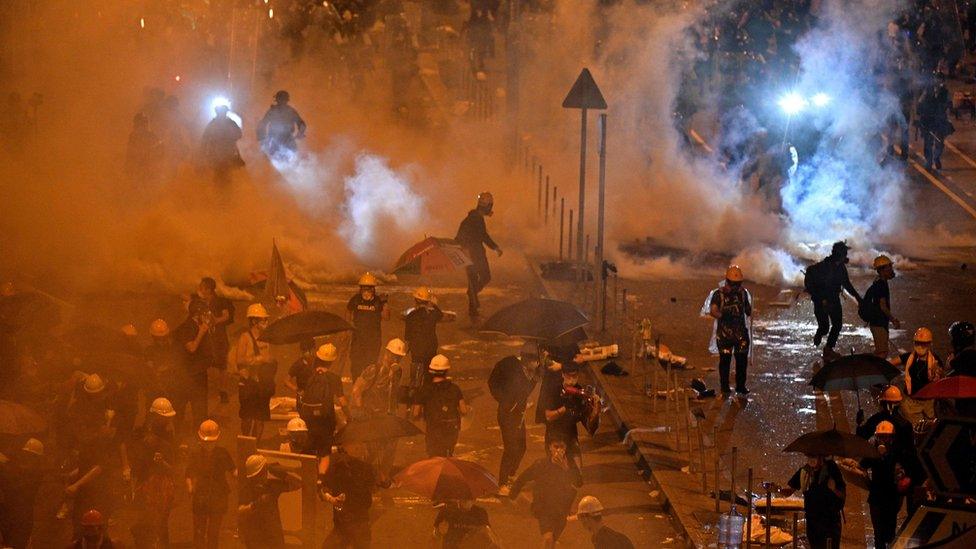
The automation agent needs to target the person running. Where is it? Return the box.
[709,265,752,396]
[782,455,846,549]
[232,303,276,440]
[186,420,235,549]
[805,241,862,360]
[455,192,502,318]
[890,327,944,424]
[488,341,540,491]
[575,496,635,549]
[346,273,389,381]
[412,355,469,457]
[256,90,306,161]
[862,255,900,358]
[509,437,583,549]
[542,361,600,470]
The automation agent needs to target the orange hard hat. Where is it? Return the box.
[880,385,903,403]
[81,509,105,527]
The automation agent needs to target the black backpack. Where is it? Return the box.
[300,371,335,420]
[803,260,831,298]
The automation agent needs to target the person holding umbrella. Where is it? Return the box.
[708,265,752,396]
[413,355,469,457]
[488,341,540,492]
[856,386,915,456]
[352,338,407,485]
[346,273,389,381]
[781,454,846,549]
[890,327,944,424]
[508,437,583,549]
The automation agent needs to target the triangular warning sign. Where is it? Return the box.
[562,68,607,110]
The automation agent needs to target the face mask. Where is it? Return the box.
[914,345,929,356]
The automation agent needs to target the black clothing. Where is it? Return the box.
[861,451,910,549]
[709,285,751,353]
[788,460,845,549]
[186,444,235,516]
[718,352,749,394]
[455,209,498,314]
[813,295,844,350]
[322,453,374,526]
[190,295,234,369]
[856,410,915,456]
[415,381,464,456]
[173,318,216,378]
[510,458,582,539]
[535,367,564,424]
[544,383,590,459]
[592,525,636,549]
[812,256,860,350]
[302,369,343,457]
[403,304,444,368]
[201,116,243,168]
[0,451,44,549]
[257,103,306,157]
[144,340,182,401]
[239,475,293,548]
[489,356,537,483]
[949,348,976,377]
[347,294,385,380]
[288,357,315,392]
[435,505,491,549]
[899,351,943,395]
[863,278,891,328]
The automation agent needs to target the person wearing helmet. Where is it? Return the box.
[280,417,310,454]
[709,265,753,396]
[947,321,976,376]
[401,286,446,405]
[286,339,317,399]
[412,355,469,457]
[232,303,277,440]
[508,436,583,549]
[916,70,952,171]
[256,90,306,161]
[455,191,503,318]
[856,385,915,455]
[891,327,944,424]
[191,277,235,403]
[200,101,244,185]
[145,318,181,403]
[352,338,407,484]
[0,438,46,548]
[238,453,302,548]
[806,242,863,361]
[69,509,115,548]
[576,495,635,549]
[186,419,235,549]
[301,344,348,474]
[127,397,178,547]
[346,272,389,381]
[855,421,917,549]
[861,255,901,358]
[488,341,541,490]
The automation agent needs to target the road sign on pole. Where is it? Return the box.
[562,68,607,268]
[919,417,976,497]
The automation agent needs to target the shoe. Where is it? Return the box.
[735,388,750,396]
[935,159,943,170]
[219,390,229,404]
[813,333,823,347]
[720,388,732,398]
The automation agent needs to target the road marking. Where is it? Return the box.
[945,140,976,170]
[908,159,976,221]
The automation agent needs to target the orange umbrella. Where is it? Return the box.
[394,457,497,500]
[912,376,976,400]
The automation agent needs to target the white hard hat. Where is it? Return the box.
[150,397,177,417]
[577,495,604,516]
[287,417,308,432]
[413,286,432,301]
[386,338,407,357]
[22,438,44,456]
[245,454,268,478]
[429,354,450,372]
[358,272,379,287]
[873,255,893,269]
[246,303,270,319]
[198,419,221,441]
[149,318,170,337]
[316,343,338,362]
[83,374,106,394]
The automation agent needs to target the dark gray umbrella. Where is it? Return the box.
[259,310,352,344]
[337,415,423,444]
[783,427,880,459]
[480,298,588,341]
[809,354,901,392]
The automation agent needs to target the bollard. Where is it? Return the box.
[585,233,590,264]
[559,198,565,260]
[544,176,550,225]
[714,426,721,513]
[568,209,574,261]
[697,423,707,493]
[684,392,692,459]
[730,447,737,514]
[765,483,773,548]
[746,468,753,547]
[791,512,798,549]
[537,167,542,217]
[552,185,557,220]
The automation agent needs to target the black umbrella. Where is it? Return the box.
[783,427,880,459]
[810,353,902,421]
[62,323,141,357]
[259,310,352,344]
[337,415,423,444]
[480,298,588,341]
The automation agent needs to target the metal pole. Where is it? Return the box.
[714,426,721,513]
[585,234,590,264]
[552,185,557,219]
[568,209,574,261]
[544,176,550,225]
[698,424,707,493]
[559,198,565,261]
[730,447,737,514]
[576,108,587,262]
[597,113,608,335]
[791,512,798,549]
[765,485,773,548]
[537,166,542,217]
[746,468,753,547]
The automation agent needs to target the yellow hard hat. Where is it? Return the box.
[22,438,44,456]
[880,385,903,403]
[874,420,895,436]
[150,397,177,417]
[198,419,221,441]
[246,303,270,319]
[914,327,934,344]
[121,324,138,337]
[576,495,604,516]
[286,417,308,432]
[316,343,338,362]
[386,338,407,357]
[725,265,744,282]
[429,354,451,372]
[245,454,267,478]
[873,255,893,269]
[358,272,379,287]
[83,374,106,394]
[413,286,433,301]
[149,318,170,337]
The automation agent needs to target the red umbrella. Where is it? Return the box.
[393,457,498,500]
[393,237,471,276]
[912,376,976,400]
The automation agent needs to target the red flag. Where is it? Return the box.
[262,241,305,315]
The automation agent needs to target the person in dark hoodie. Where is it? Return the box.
[455,192,502,318]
